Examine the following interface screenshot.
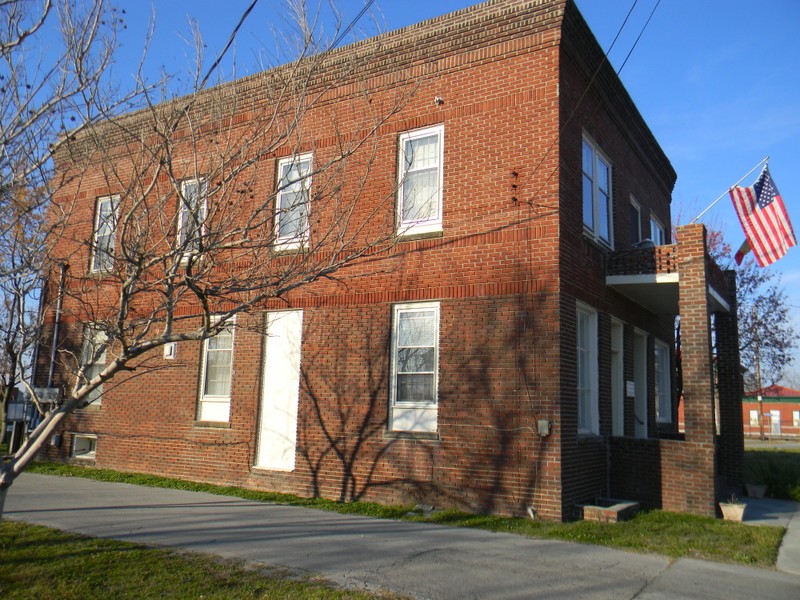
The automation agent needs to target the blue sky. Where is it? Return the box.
[112,0,800,382]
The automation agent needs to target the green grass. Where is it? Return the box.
[25,461,785,568]
[744,448,800,501]
[417,508,782,566]
[0,521,402,599]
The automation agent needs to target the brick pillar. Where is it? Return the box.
[675,224,717,515]
[715,269,744,494]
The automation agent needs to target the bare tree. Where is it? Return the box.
[707,229,797,391]
[1,0,419,516]
[0,0,142,470]
[0,0,134,251]
[0,185,45,433]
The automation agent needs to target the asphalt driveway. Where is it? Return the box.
[6,474,800,599]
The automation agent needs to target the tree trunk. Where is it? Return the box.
[0,483,8,522]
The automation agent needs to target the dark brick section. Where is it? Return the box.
[715,269,744,495]
[36,1,742,521]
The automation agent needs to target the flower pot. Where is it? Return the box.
[719,502,746,522]
[746,483,767,498]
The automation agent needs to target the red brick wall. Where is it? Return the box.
[742,401,800,437]
[37,0,689,521]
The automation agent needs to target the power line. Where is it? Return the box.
[199,0,260,91]
[617,0,661,74]
[331,0,377,49]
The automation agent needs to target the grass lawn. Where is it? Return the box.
[0,520,403,599]
[23,462,785,568]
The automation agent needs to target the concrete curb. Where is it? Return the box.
[776,500,800,575]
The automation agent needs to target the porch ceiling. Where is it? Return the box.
[605,273,730,315]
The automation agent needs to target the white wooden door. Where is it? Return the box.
[255,310,303,471]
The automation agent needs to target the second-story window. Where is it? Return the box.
[90,195,119,273]
[275,153,312,250]
[650,214,666,245]
[629,197,642,245]
[177,178,207,254]
[582,135,612,247]
[397,125,444,236]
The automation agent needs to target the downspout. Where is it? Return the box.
[28,275,47,390]
[46,263,69,389]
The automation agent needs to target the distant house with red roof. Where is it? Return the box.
[742,385,800,438]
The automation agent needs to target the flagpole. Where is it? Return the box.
[689,156,769,224]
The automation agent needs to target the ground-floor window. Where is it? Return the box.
[72,434,97,459]
[576,303,599,435]
[197,317,235,422]
[654,339,672,423]
[389,302,439,433]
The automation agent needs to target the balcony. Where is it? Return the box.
[606,243,731,315]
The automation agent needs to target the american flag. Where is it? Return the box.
[729,166,796,267]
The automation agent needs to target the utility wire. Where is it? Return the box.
[198,0,376,91]
[331,0,377,49]
[617,0,661,74]
[199,0,260,91]
[518,0,638,196]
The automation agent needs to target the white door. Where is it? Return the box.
[633,331,648,439]
[255,310,303,471]
[771,410,782,436]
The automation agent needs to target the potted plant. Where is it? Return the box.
[719,495,746,522]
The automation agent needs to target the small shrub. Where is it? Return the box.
[744,450,800,502]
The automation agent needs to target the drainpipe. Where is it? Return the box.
[28,275,47,390]
[46,263,69,389]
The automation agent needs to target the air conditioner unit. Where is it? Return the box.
[33,387,63,404]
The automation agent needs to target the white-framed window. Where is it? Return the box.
[177,178,207,253]
[389,302,440,432]
[72,434,97,459]
[197,318,235,422]
[80,324,107,405]
[610,318,624,437]
[749,409,759,426]
[397,125,444,236]
[654,339,672,423]
[90,195,119,273]
[793,410,800,427]
[582,135,612,247]
[576,303,599,435]
[630,197,641,245]
[275,153,312,249]
[650,214,666,245]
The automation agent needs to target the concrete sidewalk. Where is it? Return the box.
[6,474,800,600]
[742,496,800,575]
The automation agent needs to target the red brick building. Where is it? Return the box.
[35,0,743,520]
[742,385,800,438]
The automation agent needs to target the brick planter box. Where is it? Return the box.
[579,499,640,523]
